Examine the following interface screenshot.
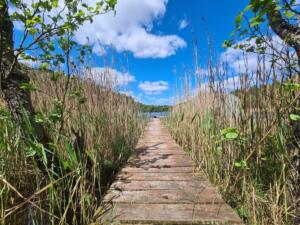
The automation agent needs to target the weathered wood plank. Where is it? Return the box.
[129,154,192,161]
[103,189,225,204]
[116,172,205,181]
[126,160,194,168]
[121,166,195,173]
[127,157,194,167]
[100,203,244,225]
[134,147,186,153]
[133,152,187,156]
[111,180,213,191]
[136,143,180,148]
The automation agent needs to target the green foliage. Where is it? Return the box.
[234,160,249,170]
[289,113,300,121]
[8,0,117,70]
[139,103,171,112]
[222,40,233,48]
[236,207,250,220]
[48,98,63,123]
[223,0,300,73]
[283,82,300,92]
[65,142,79,170]
[220,127,239,140]
[20,81,37,91]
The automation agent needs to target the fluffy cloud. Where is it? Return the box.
[86,67,135,87]
[19,58,42,68]
[197,75,245,92]
[194,36,290,94]
[10,0,186,58]
[119,90,134,97]
[179,19,189,30]
[138,80,169,94]
[11,0,186,58]
[220,47,264,74]
[76,0,186,58]
[220,35,288,74]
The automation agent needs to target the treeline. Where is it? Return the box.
[139,104,171,112]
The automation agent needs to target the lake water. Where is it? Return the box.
[143,111,170,118]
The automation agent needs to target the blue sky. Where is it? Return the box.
[98,0,250,105]
[15,0,251,105]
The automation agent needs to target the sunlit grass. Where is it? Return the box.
[0,67,146,225]
[166,50,299,225]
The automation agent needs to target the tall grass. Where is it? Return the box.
[166,42,300,224]
[0,66,146,225]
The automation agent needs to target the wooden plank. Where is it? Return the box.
[116,172,205,181]
[124,162,195,168]
[128,155,193,163]
[136,142,180,148]
[124,163,194,169]
[110,180,212,191]
[99,203,244,224]
[134,147,185,153]
[132,152,187,156]
[103,189,225,204]
[134,148,186,153]
[121,166,195,173]
[129,154,192,160]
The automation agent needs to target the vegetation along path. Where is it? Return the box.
[95,119,244,224]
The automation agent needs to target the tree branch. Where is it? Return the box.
[267,4,300,53]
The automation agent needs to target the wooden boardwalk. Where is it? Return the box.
[96,119,244,225]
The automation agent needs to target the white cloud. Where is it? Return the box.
[19,58,41,68]
[198,76,242,92]
[117,73,136,87]
[179,19,189,30]
[195,67,210,78]
[190,36,294,99]
[119,90,134,97]
[86,67,135,87]
[192,36,289,93]
[221,76,242,90]
[10,0,186,58]
[220,47,263,74]
[138,80,169,94]
[76,0,186,58]
[220,35,288,74]
[13,21,24,31]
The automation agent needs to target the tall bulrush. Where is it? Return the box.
[0,64,145,225]
[166,42,299,224]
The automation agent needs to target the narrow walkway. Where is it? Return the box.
[97,119,244,224]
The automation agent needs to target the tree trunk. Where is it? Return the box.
[267,8,300,67]
[1,4,95,224]
[0,1,61,176]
